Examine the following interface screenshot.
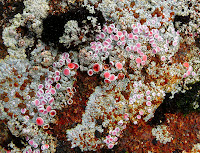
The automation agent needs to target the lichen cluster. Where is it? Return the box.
[0,0,200,152]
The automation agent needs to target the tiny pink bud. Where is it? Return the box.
[50,110,56,116]
[36,117,44,126]
[55,71,60,76]
[46,105,52,112]
[104,71,110,78]
[63,68,70,76]
[50,88,56,95]
[115,62,123,70]
[68,63,75,69]
[146,101,152,106]
[87,69,93,76]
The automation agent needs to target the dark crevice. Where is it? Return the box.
[173,14,190,31]
[148,81,200,126]
[41,6,105,52]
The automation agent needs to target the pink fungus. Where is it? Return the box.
[134,121,138,125]
[33,143,38,148]
[108,144,114,149]
[133,46,138,51]
[158,36,162,41]
[146,90,151,95]
[63,68,70,76]
[48,97,54,104]
[136,115,141,119]
[93,63,101,72]
[21,108,26,114]
[124,113,129,120]
[66,87,71,93]
[29,140,34,145]
[133,27,139,33]
[137,49,141,54]
[156,46,160,52]
[139,110,144,115]
[102,26,107,32]
[146,101,152,106]
[38,108,44,113]
[44,144,49,149]
[125,46,131,52]
[91,45,96,50]
[152,49,157,54]
[136,57,142,64]
[104,71,110,78]
[120,36,125,41]
[118,120,123,126]
[133,35,138,40]
[36,117,44,126]
[74,63,79,69]
[103,41,109,46]
[173,41,178,46]
[183,62,189,68]
[106,135,111,139]
[50,88,56,95]
[186,70,191,76]
[63,53,69,58]
[104,79,111,84]
[108,27,112,33]
[67,99,73,105]
[109,74,116,81]
[161,56,166,61]
[66,58,71,63]
[114,35,119,41]
[149,39,154,44]
[38,84,43,89]
[105,139,109,144]
[115,62,123,70]
[55,71,60,76]
[128,33,134,39]
[154,34,159,39]
[115,127,120,132]
[34,99,40,106]
[109,137,114,142]
[192,72,196,76]
[152,43,157,47]
[87,69,93,76]
[122,30,127,36]
[100,32,105,38]
[56,83,61,89]
[43,110,48,115]
[114,137,118,142]
[137,94,141,99]
[121,41,126,46]
[50,110,56,116]
[110,34,114,40]
[106,38,112,43]
[46,105,52,112]
[112,130,117,135]
[117,31,123,37]
[147,96,151,100]
[103,47,107,52]
[142,55,147,61]
[41,145,45,150]
[68,63,75,69]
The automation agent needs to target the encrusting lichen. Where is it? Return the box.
[0,0,200,152]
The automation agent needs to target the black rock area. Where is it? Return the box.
[41,6,105,52]
[0,120,25,150]
[148,81,200,126]
[173,14,190,31]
